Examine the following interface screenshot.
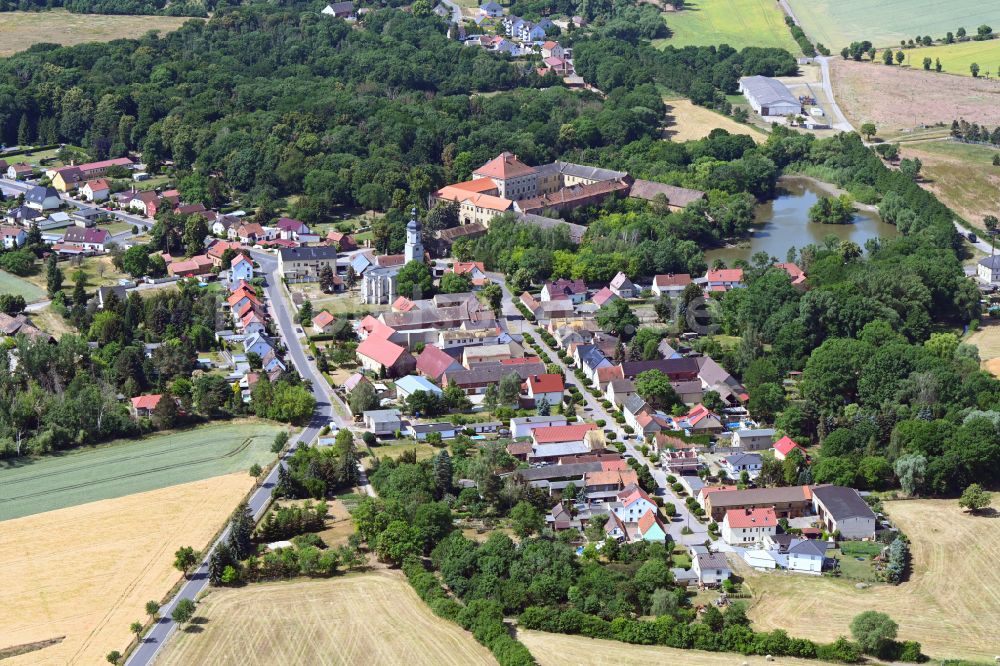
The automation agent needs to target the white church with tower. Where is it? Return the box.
[361,208,425,304]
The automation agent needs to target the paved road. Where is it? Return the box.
[438,0,462,24]
[954,219,994,254]
[2,177,155,232]
[814,56,854,132]
[126,253,355,666]
[530,330,710,546]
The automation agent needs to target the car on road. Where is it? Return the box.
[307,355,314,361]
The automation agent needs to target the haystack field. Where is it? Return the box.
[746,498,1000,661]
[0,473,255,665]
[665,99,767,143]
[518,630,839,665]
[155,571,496,666]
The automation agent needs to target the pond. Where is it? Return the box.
[704,176,899,265]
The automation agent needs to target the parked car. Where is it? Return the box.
[968,232,978,243]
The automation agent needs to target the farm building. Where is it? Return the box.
[739,76,801,117]
[811,485,877,540]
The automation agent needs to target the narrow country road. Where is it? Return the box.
[1,177,155,232]
[126,252,357,666]
[814,56,855,132]
[438,0,462,24]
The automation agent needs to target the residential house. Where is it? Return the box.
[462,341,524,368]
[408,422,459,441]
[613,484,658,523]
[0,225,26,249]
[591,286,617,308]
[509,414,567,438]
[80,179,110,202]
[531,423,598,448]
[609,272,636,298]
[605,378,636,408]
[416,344,463,381]
[540,40,564,59]
[321,0,355,17]
[651,273,692,296]
[129,191,161,217]
[705,268,744,292]
[662,450,701,475]
[130,394,163,417]
[24,186,61,211]
[978,256,1000,284]
[449,261,489,288]
[363,409,402,436]
[583,469,639,501]
[723,453,763,480]
[774,435,804,460]
[278,246,340,282]
[811,485,877,539]
[356,335,417,377]
[275,217,310,241]
[786,539,829,573]
[211,215,240,237]
[260,349,286,373]
[541,278,587,304]
[227,254,254,288]
[62,227,111,253]
[0,313,53,342]
[620,357,700,382]
[479,0,503,16]
[604,512,628,542]
[7,163,33,180]
[775,262,807,288]
[326,230,357,251]
[636,510,668,543]
[243,333,277,359]
[676,404,724,433]
[234,222,265,244]
[524,373,564,407]
[691,550,731,586]
[312,311,337,334]
[93,285,127,310]
[705,485,814,522]
[394,374,443,400]
[167,255,214,278]
[732,428,775,452]
[722,507,778,545]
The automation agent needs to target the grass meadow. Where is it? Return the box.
[654,0,798,51]
[786,0,1000,49]
[896,39,1000,78]
[0,10,192,57]
[0,420,284,520]
[0,269,45,302]
[900,139,1000,229]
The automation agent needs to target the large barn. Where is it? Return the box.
[738,75,801,117]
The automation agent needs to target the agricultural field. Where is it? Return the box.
[899,40,1000,78]
[966,321,1000,376]
[155,572,496,666]
[830,58,1000,137]
[785,0,1000,50]
[664,99,767,143]
[518,630,839,666]
[0,473,255,666]
[746,498,1000,661]
[0,10,193,57]
[0,269,46,302]
[899,139,1000,229]
[654,0,798,51]
[0,421,284,521]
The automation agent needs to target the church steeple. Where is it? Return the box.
[404,207,424,263]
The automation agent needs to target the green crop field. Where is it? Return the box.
[0,270,45,302]
[0,421,285,521]
[787,0,1000,50]
[654,0,798,51]
[898,40,1000,77]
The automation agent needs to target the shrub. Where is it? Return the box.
[595,419,606,427]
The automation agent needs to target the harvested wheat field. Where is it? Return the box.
[0,10,192,57]
[156,571,496,666]
[746,498,1000,661]
[966,322,1000,370]
[665,99,767,143]
[0,473,255,666]
[518,630,839,665]
[830,59,1000,137]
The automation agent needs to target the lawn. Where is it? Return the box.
[25,255,128,292]
[663,99,767,144]
[155,572,495,666]
[363,440,440,467]
[0,420,285,521]
[830,58,1000,137]
[0,10,194,57]
[898,40,1000,78]
[0,473,255,666]
[654,0,798,51]
[22,304,75,339]
[900,139,1000,229]
[745,497,1000,661]
[518,630,842,665]
[0,269,45,302]
[786,0,1000,50]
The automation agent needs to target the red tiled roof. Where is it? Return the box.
[775,262,806,285]
[725,507,777,529]
[474,152,536,179]
[312,311,336,329]
[416,344,458,380]
[131,394,162,410]
[618,483,654,508]
[359,314,395,339]
[84,178,109,191]
[207,240,243,258]
[592,286,616,306]
[774,435,802,456]
[533,423,597,444]
[501,356,541,365]
[638,508,664,534]
[451,261,486,276]
[706,268,744,283]
[357,335,407,367]
[596,365,624,383]
[653,273,692,288]
[449,179,499,193]
[527,373,564,394]
[392,296,417,312]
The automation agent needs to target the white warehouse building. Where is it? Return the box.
[738,75,801,117]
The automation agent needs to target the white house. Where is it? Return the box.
[394,374,443,400]
[609,272,636,298]
[0,225,27,249]
[786,539,829,574]
[24,186,61,211]
[228,254,254,288]
[721,507,777,545]
[80,179,110,202]
[722,453,763,480]
[363,409,402,437]
[479,0,503,16]
[525,373,564,407]
[705,268,744,291]
[651,273,691,296]
[612,485,657,523]
[732,428,775,451]
[691,550,731,586]
[509,415,567,439]
[742,548,780,570]
[978,255,1000,284]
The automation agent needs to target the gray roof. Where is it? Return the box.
[278,246,339,262]
[740,75,799,106]
[707,485,810,509]
[811,485,876,520]
[680,475,705,494]
[979,255,1000,269]
[547,161,627,183]
[409,422,459,434]
[696,552,730,570]
[725,453,763,467]
[510,415,567,427]
[363,409,402,420]
[623,394,648,415]
[512,462,603,481]
[736,428,776,438]
[25,185,59,204]
[444,362,544,386]
[629,180,706,207]
[787,538,830,557]
[516,212,586,244]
